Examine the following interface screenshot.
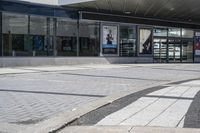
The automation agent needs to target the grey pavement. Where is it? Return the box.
[97,80,200,128]
[0,64,200,132]
[60,126,200,133]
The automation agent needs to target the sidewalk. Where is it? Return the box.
[0,64,200,133]
[58,80,200,133]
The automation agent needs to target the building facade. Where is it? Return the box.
[1,0,200,64]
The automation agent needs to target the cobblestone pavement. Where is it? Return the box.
[0,64,200,131]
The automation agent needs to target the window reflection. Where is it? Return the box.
[56,19,77,56]
[153,28,167,37]
[182,29,194,38]
[79,21,100,56]
[168,28,181,37]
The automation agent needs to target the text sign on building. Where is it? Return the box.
[195,32,200,56]
[102,25,118,54]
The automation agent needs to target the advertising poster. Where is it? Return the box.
[102,25,118,54]
[195,32,200,56]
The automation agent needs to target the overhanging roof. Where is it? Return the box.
[63,0,200,25]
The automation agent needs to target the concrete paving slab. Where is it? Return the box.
[59,126,132,133]
[59,126,200,133]
[130,127,200,133]
[148,100,193,127]
[121,98,176,126]
[97,97,158,125]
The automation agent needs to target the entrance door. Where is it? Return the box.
[119,26,136,57]
[168,39,181,63]
[182,39,194,62]
[153,38,167,63]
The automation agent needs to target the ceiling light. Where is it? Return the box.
[124,11,131,14]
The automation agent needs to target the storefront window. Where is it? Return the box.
[139,29,152,54]
[30,15,47,56]
[153,28,167,37]
[2,13,28,34]
[79,21,100,56]
[56,19,77,56]
[120,25,136,57]
[168,28,181,37]
[182,39,194,62]
[182,29,194,38]
[0,12,2,56]
[2,12,33,56]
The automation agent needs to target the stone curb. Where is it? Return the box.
[59,126,200,133]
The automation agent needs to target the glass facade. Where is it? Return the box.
[79,21,100,56]
[119,25,137,57]
[2,13,30,56]
[0,0,198,63]
[56,19,77,56]
[0,12,2,56]
[153,27,194,63]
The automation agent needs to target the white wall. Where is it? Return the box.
[58,0,95,5]
[18,0,59,5]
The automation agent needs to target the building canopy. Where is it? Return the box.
[62,0,200,24]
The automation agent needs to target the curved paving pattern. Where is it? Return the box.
[97,80,200,128]
[0,64,200,132]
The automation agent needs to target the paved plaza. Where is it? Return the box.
[97,80,200,128]
[0,64,200,132]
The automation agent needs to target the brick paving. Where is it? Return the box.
[0,64,200,130]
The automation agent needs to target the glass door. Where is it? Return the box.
[153,38,167,63]
[119,26,136,57]
[168,39,181,63]
[182,39,194,62]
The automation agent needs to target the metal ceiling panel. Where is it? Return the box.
[65,0,200,24]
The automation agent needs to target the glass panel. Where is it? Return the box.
[56,19,77,56]
[182,29,194,38]
[168,28,181,37]
[182,39,194,62]
[30,15,47,35]
[139,29,152,54]
[50,18,54,36]
[79,21,100,56]
[168,39,181,62]
[32,35,47,56]
[153,28,167,37]
[3,34,33,56]
[2,12,28,34]
[153,38,167,63]
[3,34,11,56]
[120,26,136,57]
[12,35,27,56]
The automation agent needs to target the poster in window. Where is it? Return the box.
[195,32,200,56]
[140,29,152,54]
[102,25,118,54]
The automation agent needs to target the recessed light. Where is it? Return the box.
[170,8,174,11]
[124,11,131,14]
